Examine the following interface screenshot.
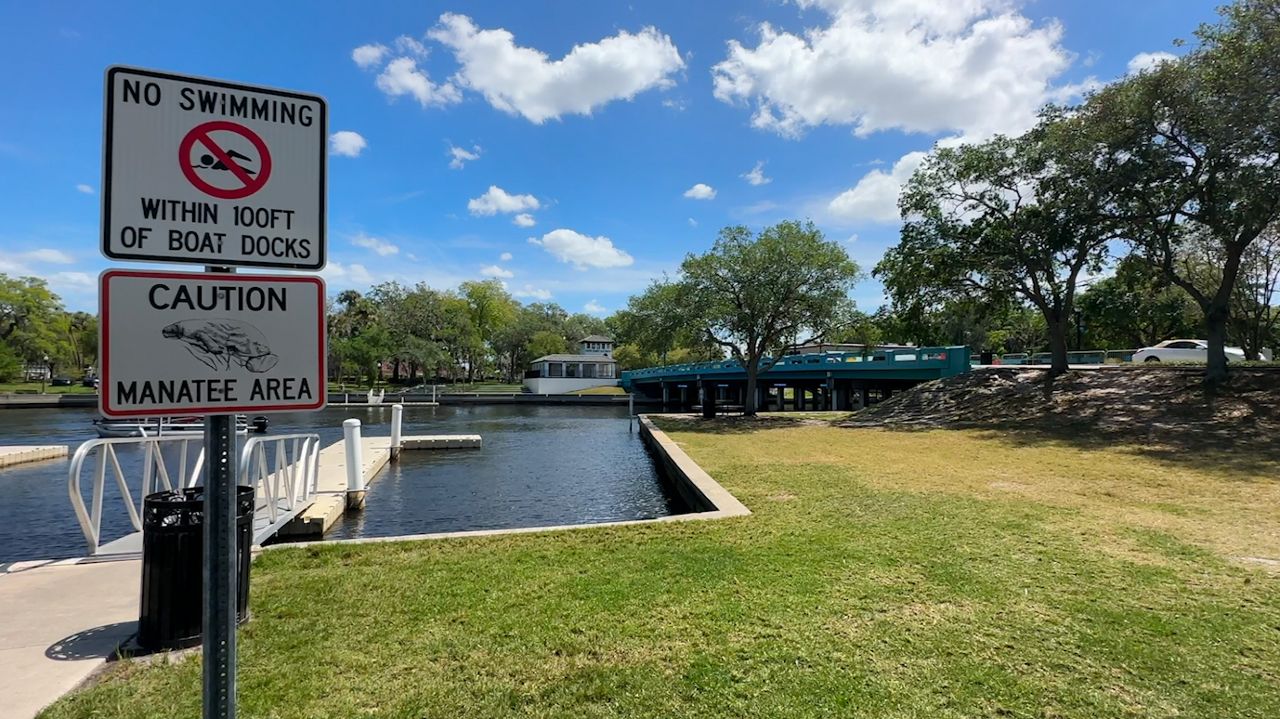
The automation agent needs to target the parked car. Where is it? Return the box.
[1131,339,1246,363]
[81,376,97,387]
[50,376,74,386]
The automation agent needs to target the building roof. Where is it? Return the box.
[534,354,618,363]
[579,334,614,343]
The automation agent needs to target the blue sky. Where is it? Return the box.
[0,1,1218,314]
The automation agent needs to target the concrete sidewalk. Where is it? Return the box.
[0,558,139,718]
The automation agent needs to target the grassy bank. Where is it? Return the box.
[0,382,95,395]
[42,417,1280,718]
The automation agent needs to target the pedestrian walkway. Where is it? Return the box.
[0,557,140,719]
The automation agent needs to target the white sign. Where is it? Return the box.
[101,66,327,270]
[99,269,326,417]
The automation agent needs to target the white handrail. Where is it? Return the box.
[68,434,206,555]
[68,432,322,556]
[237,433,322,542]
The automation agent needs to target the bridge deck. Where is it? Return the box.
[622,346,971,390]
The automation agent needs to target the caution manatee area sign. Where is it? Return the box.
[102,67,326,269]
[99,270,326,417]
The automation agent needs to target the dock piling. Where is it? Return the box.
[343,419,366,510]
[390,404,403,460]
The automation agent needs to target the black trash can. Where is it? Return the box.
[980,351,995,365]
[137,486,255,651]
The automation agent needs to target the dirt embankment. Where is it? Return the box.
[844,367,1280,454]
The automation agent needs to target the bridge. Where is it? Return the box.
[621,346,971,416]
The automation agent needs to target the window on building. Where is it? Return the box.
[567,363,579,378]
[548,363,563,377]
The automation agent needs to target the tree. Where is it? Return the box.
[526,330,568,359]
[459,280,516,382]
[1083,0,1280,383]
[646,221,859,416]
[1075,256,1199,350]
[879,123,1117,376]
[1230,226,1280,359]
[0,275,63,366]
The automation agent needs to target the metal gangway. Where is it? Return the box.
[68,432,322,557]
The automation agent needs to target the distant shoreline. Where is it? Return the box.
[0,392,660,410]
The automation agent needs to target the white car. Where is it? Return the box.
[1131,339,1246,363]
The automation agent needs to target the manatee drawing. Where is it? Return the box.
[162,319,279,373]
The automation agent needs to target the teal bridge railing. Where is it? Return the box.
[620,346,971,391]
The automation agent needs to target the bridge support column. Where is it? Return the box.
[678,385,689,412]
[756,384,767,414]
[826,377,836,410]
[796,386,806,411]
[776,386,787,412]
[661,382,670,412]
[702,381,717,418]
[859,386,870,409]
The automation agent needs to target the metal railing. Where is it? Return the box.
[68,434,206,555]
[68,432,321,556]
[238,433,322,541]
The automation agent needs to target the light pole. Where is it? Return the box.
[40,354,50,394]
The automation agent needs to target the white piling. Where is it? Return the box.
[343,418,365,509]
[390,403,403,460]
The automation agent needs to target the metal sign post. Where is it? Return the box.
[202,266,237,719]
[203,413,238,718]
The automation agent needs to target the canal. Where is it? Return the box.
[0,405,684,563]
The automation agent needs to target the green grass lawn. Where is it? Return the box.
[0,381,96,395]
[41,418,1280,718]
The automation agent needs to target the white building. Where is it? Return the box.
[524,335,618,394]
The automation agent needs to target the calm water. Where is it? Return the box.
[0,405,682,562]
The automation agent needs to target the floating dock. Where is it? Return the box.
[0,445,67,469]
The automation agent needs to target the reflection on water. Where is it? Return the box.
[0,405,681,562]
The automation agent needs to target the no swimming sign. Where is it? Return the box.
[101,67,327,270]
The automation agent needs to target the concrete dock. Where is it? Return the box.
[0,445,68,468]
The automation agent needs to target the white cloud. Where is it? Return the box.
[352,43,389,69]
[688,217,698,227]
[480,264,514,279]
[529,229,634,269]
[329,130,367,158]
[468,185,540,216]
[75,184,94,194]
[24,248,75,264]
[742,161,771,186]
[499,252,513,261]
[427,13,684,123]
[350,233,399,257]
[512,284,553,300]
[827,150,927,223]
[512,213,536,228]
[375,57,462,108]
[394,35,429,57]
[448,143,481,169]
[683,183,716,200]
[584,299,607,315]
[1127,51,1177,75]
[662,98,686,111]
[49,271,94,291]
[712,0,1072,139]
[320,261,375,286]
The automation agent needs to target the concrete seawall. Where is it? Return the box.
[637,415,750,517]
